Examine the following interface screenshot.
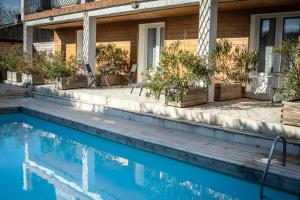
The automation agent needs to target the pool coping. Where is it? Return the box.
[0,106,300,195]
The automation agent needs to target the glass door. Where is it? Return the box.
[249,13,300,97]
[146,26,165,70]
[257,18,277,74]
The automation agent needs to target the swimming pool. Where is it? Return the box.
[0,113,297,200]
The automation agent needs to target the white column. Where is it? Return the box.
[82,147,95,193]
[198,0,218,102]
[83,12,96,86]
[23,24,33,57]
[21,0,25,21]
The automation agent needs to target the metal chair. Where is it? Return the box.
[123,64,138,85]
[85,64,96,88]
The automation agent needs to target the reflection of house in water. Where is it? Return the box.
[21,123,236,200]
[22,129,147,200]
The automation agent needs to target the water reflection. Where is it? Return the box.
[0,114,298,200]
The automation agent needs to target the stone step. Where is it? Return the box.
[0,83,31,97]
[32,88,300,156]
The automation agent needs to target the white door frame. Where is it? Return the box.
[248,11,300,95]
[137,22,165,83]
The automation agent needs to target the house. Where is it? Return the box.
[0,23,23,54]
[21,0,300,101]
[0,15,54,55]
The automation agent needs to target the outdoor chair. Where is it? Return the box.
[123,64,138,86]
[85,64,96,88]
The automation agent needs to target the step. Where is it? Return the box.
[32,89,300,156]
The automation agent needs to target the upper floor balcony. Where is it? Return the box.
[24,0,87,15]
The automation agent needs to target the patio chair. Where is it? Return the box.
[85,64,96,88]
[123,64,138,86]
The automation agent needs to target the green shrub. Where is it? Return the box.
[212,39,258,85]
[145,41,214,103]
[42,53,81,81]
[273,41,300,101]
[0,45,26,72]
[96,43,129,74]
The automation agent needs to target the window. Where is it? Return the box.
[251,12,300,73]
[257,18,276,73]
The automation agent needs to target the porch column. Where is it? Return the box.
[83,12,96,86]
[198,0,218,102]
[23,24,33,57]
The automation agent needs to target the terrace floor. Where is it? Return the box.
[76,87,282,123]
[32,85,300,140]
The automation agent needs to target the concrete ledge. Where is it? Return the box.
[33,86,300,140]
[32,90,300,156]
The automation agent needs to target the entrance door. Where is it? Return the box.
[249,12,300,98]
[138,23,165,82]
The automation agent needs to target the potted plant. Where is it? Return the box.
[145,41,213,107]
[273,41,300,127]
[212,39,258,101]
[95,43,129,86]
[2,45,25,83]
[22,52,48,85]
[44,53,87,90]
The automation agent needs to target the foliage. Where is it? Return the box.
[0,44,26,72]
[212,39,259,85]
[145,41,214,103]
[95,43,129,74]
[273,41,300,101]
[42,53,81,81]
[22,51,49,74]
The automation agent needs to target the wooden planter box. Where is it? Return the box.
[214,83,242,101]
[96,74,123,86]
[55,75,87,90]
[7,71,22,82]
[22,73,45,85]
[281,101,300,127]
[166,87,208,108]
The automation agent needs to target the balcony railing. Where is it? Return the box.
[24,0,82,15]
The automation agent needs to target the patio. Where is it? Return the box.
[32,85,300,140]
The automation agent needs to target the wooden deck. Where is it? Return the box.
[0,97,299,194]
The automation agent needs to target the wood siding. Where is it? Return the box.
[54,28,78,59]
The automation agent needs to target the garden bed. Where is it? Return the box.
[22,73,45,85]
[166,87,208,108]
[214,83,242,101]
[7,71,22,83]
[281,101,300,127]
[55,75,87,90]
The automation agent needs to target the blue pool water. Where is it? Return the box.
[0,113,298,200]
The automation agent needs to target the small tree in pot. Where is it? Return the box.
[22,52,49,85]
[95,43,129,86]
[274,41,300,127]
[43,53,87,90]
[1,45,26,83]
[212,39,258,100]
[145,41,214,107]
